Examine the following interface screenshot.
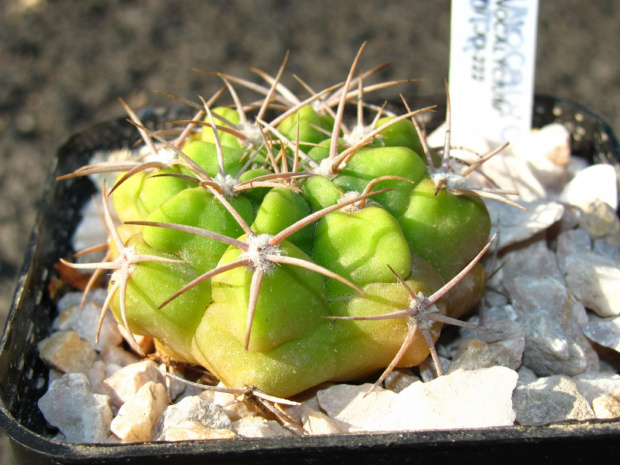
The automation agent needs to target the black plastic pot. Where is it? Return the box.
[1,96,619,465]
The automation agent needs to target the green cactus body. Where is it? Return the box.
[307,138,347,164]
[333,146,427,217]
[198,106,243,149]
[376,117,424,154]
[183,140,247,178]
[111,167,191,222]
[313,205,412,301]
[300,175,342,211]
[109,235,210,364]
[237,168,274,205]
[62,52,505,399]
[193,264,445,398]
[209,238,329,353]
[376,116,443,168]
[251,188,314,255]
[328,255,447,378]
[397,176,491,280]
[142,187,255,273]
[277,105,333,153]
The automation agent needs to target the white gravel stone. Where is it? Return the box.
[233,415,293,438]
[53,290,123,351]
[110,381,169,442]
[508,275,573,318]
[564,252,620,317]
[593,237,620,262]
[560,163,618,210]
[518,306,589,376]
[448,337,523,372]
[584,315,620,353]
[499,238,564,289]
[592,394,620,419]
[555,228,592,271]
[478,304,518,324]
[38,373,113,443]
[153,396,232,441]
[573,373,620,404]
[48,368,64,384]
[517,366,539,385]
[579,199,620,238]
[37,331,98,374]
[175,383,210,403]
[316,384,397,432]
[105,363,122,378]
[55,291,91,312]
[509,274,590,330]
[458,320,525,370]
[390,367,518,431]
[52,432,67,442]
[567,156,591,177]
[104,360,166,408]
[512,123,572,189]
[100,345,140,367]
[87,360,117,400]
[482,154,547,202]
[301,404,343,435]
[486,200,564,250]
[159,421,236,441]
[513,375,595,426]
[507,275,593,376]
[318,368,517,432]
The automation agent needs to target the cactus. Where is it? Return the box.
[58,46,513,399]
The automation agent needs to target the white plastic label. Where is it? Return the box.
[449,0,539,143]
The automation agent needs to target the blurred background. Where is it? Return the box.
[0,0,618,462]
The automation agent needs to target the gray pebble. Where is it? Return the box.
[513,375,595,426]
[518,307,589,377]
[593,237,620,262]
[154,396,232,440]
[584,314,620,353]
[37,331,98,375]
[579,199,620,239]
[38,373,113,443]
[564,252,620,317]
[555,228,591,271]
[500,238,564,291]
[573,372,620,404]
[487,200,564,250]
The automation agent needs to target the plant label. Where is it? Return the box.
[449,0,539,143]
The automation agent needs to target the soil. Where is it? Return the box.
[1,1,619,463]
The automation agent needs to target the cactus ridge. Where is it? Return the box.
[57,45,518,399]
